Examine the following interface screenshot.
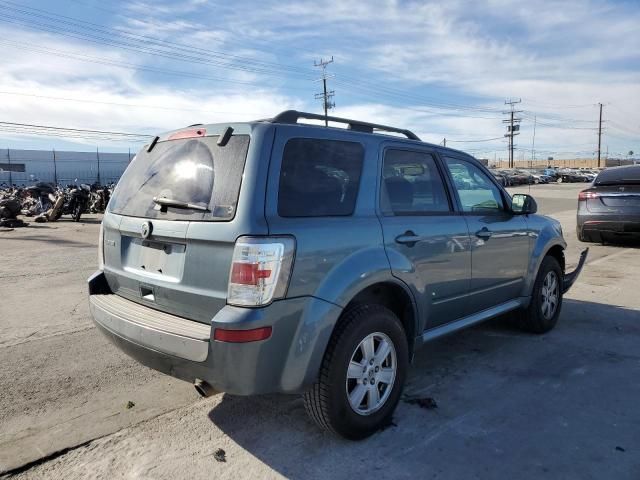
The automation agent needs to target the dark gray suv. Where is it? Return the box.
[89,111,587,439]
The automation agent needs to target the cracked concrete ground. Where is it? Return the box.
[1,184,639,479]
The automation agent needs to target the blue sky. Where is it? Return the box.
[0,0,638,159]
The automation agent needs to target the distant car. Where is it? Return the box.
[491,170,508,186]
[514,170,536,184]
[577,165,640,242]
[500,170,529,185]
[557,170,585,183]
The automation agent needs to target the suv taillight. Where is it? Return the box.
[227,237,295,307]
[578,190,599,200]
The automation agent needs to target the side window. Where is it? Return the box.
[444,157,505,213]
[278,138,364,217]
[381,149,450,215]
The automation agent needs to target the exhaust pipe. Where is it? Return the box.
[194,378,217,398]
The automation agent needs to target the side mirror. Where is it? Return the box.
[511,193,537,215]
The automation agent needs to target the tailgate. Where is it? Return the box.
[587,186,640,213]
[102,133,254,324]
[103,214,238,323]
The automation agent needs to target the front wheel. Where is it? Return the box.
[516,256,563,333]
[303,305,409,440]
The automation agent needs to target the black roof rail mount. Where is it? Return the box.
[270,110,421,141]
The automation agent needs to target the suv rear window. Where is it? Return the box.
[109,135,249,221]
[278,138,364,217]
[595,166,640,185]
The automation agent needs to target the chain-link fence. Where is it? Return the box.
[0,148,133,186]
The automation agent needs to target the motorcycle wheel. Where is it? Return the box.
[73,204,82,222]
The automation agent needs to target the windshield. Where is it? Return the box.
[109,135,249,221]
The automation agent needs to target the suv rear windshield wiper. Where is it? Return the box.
[152,196,210,212]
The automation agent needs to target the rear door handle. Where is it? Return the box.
[395,231,422,247]
[475,227,493,240]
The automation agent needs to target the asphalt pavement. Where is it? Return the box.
[1,183,638,479]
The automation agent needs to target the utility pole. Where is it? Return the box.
[503,99,522,168]
[531,115,536,168]
[314,56,335,126]
[597,102,603,168]
[53,149,58,185]
[6,148,12,185]
[443,138,447,147]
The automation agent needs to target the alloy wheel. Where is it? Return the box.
[541,271,559,319]
[345,332,397,416]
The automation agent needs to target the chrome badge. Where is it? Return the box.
[141,221,153,239]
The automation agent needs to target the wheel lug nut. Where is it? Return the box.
[370,360,374,365]
[375,367,379,372]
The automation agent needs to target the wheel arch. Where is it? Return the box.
[341,280,419,358]
[523,236,566,299]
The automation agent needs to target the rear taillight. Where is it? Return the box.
[227,237,295,307]
[578,191,599,200]
[98,223,105,270]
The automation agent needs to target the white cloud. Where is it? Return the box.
[1,0,638,158]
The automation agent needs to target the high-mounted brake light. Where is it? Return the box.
[167,128,206,141]
[227,237,295,307]
[578,191,599,200]
[214,327,272,343]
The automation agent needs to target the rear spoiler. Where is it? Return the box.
[562,248,589,294]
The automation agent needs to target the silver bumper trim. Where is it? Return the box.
[90,294,210,362]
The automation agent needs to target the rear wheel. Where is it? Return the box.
[303,304,408,440]
[517,256,563,333]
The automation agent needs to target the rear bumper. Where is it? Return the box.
[577,213,640,237]
[88,271,342,395]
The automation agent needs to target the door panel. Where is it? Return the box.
[443,156,529,314]
[378,147,471,329]
[464,214,529,311]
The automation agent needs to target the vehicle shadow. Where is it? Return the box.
[6,235,94,248]
[206,299,640,479]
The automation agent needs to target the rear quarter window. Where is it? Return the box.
[278,138,364,217]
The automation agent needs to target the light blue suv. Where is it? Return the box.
[88,111,587,439]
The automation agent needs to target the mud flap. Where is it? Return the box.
[562,248,589,294]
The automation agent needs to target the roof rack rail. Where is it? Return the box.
[270,110,421,141]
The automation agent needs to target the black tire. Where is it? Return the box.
[303,304,409,440]
[516,256,563,334]
[73,204,82,222]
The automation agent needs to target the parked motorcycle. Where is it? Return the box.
[89,184,111,213]
[49,183,91,222]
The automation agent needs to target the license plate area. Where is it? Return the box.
[122,236,186,282]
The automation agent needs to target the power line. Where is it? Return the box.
[0,1,511,118]
[0,121,152,138]
[447,136,504,143]
[0,39,310,93]
[0,0,316,79]
[0,90,265,115]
